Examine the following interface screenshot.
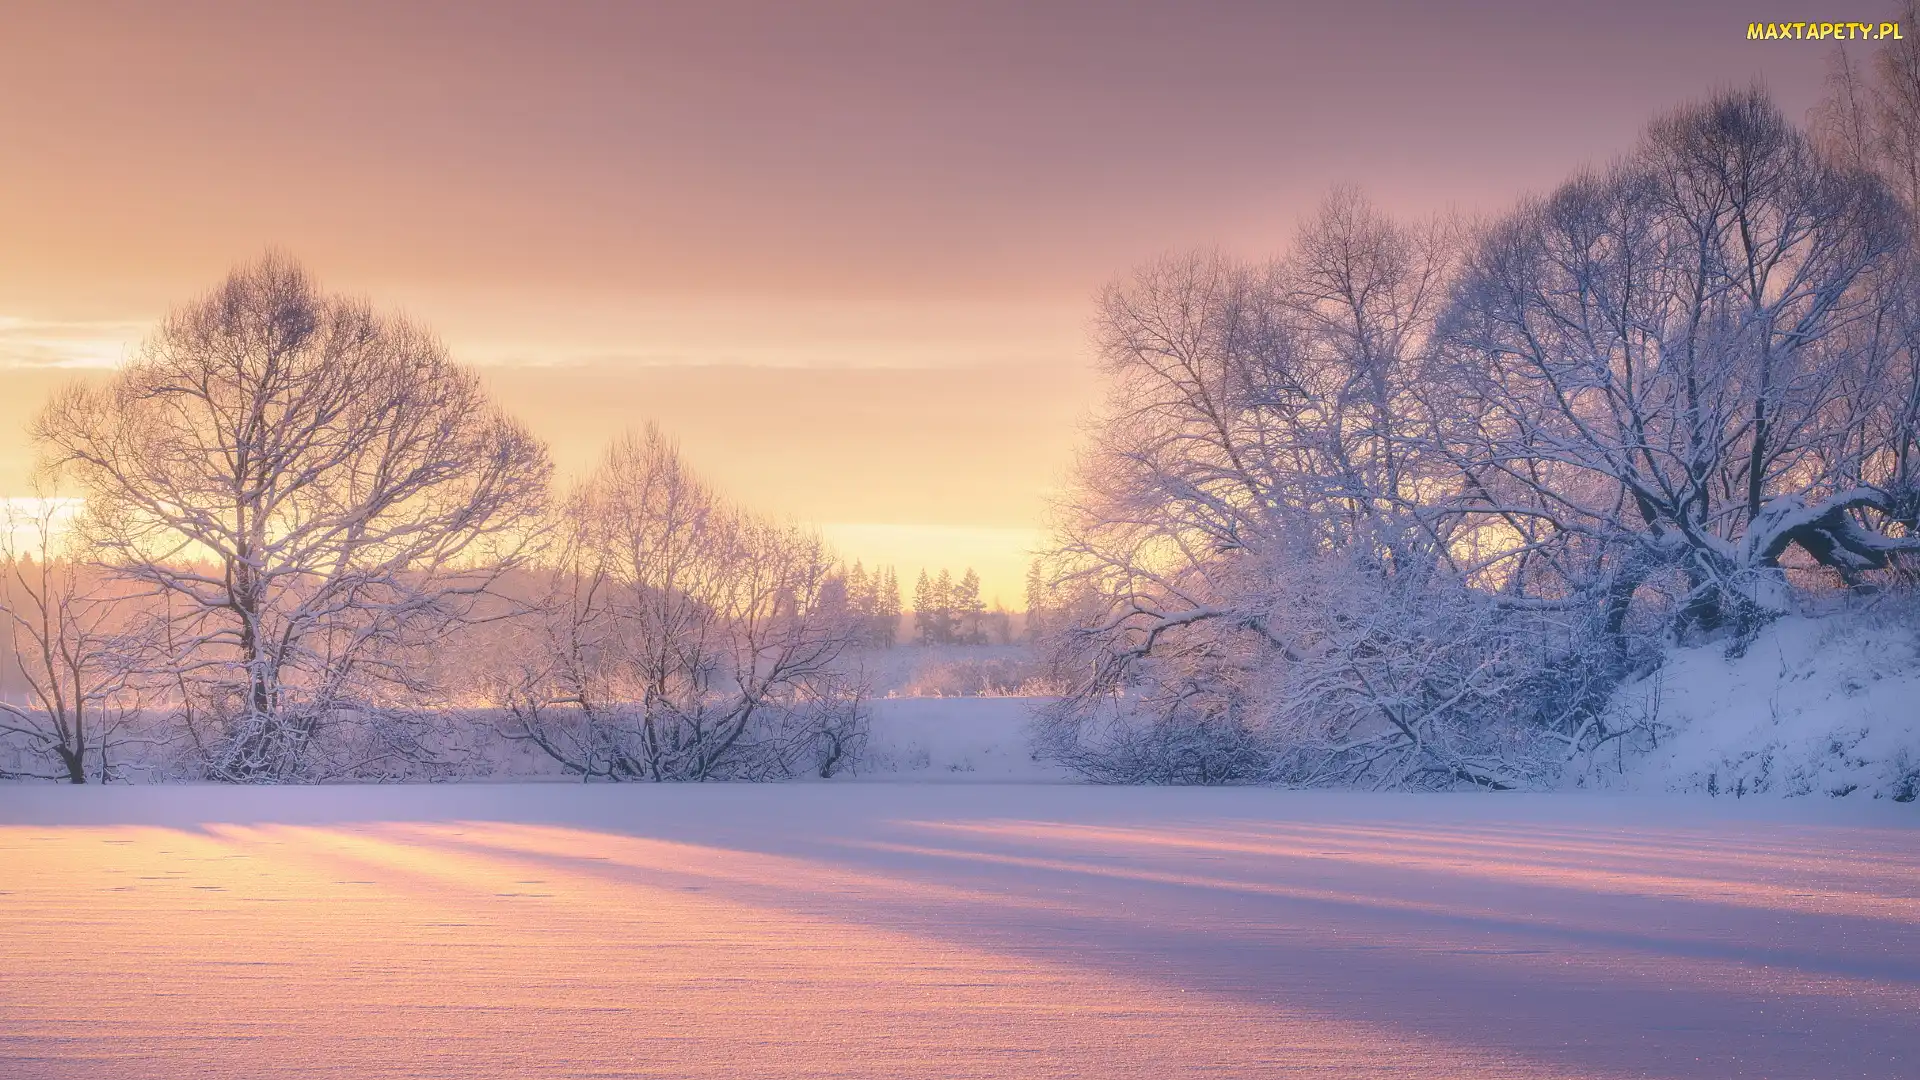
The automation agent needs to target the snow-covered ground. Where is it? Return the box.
[1601,610,1920,800]
[1,784,1913,1078]
[857,696,1064,780]
[855,643,1046,699]
[414,695,1065,783]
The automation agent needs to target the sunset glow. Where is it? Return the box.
[0,1,1832,601]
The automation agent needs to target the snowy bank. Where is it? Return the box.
[1598,609,1920,800]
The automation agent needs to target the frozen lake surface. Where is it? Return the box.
[1,784,1915,1078]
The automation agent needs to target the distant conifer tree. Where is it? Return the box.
[876,566,901,647]
[954,568,986,644]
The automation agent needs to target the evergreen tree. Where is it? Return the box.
[819,571,850,623]
[914,569,960,645]
[1024,559,1048,642]
[875,566,901,647]
[913,570,937,645]
[954,568,986,644]
[933,568,955,645]
[847,561,871,615]
[842,560,878,645]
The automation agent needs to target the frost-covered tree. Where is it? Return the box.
[35,254,551,781]
[953,568,986,644]
[874,566,902,647]
[1442,88,1919,641]
[0,496,149,783]
[1034,191,1493,785]
[1036,88,1920,789]
[914,569,956,645]
[838,561,904,648]
[844,561,872,628]
[495,427,867,781]
[1813,3,1920,208]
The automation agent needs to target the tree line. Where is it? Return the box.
[912,567,1012,646]
[0,256,912,783]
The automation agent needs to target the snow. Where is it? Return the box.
[1,784,1914,1078]
[1599,611,1920,800]
[854,643,1050,698]
[856,697,1066,781]
[332,695,1064,783]
[850,645,1064,782]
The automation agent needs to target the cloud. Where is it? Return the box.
[0,316,145,369]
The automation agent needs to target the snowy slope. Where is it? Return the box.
[1599,610,1920,800]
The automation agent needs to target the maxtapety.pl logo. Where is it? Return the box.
[1748,20,1905,39]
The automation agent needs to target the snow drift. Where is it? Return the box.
[1595,606,1920,800]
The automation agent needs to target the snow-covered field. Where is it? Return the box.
[1,784,1914,1078]
[858,697,1065,780]
[386,695,1068,783]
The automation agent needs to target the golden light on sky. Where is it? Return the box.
[0,0,1831,604]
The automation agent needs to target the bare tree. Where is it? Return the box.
[1442,88,1916,642]
[1034,192,1479,784]
[1811,7,1920,549]
[1813,6,1920,205]
[34,254,550,782]
[0,495,147,782]
[1813,40,1879,174]
[1033,92,1920,788]
[496,427,867,781]
[1870,2,1920,206]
